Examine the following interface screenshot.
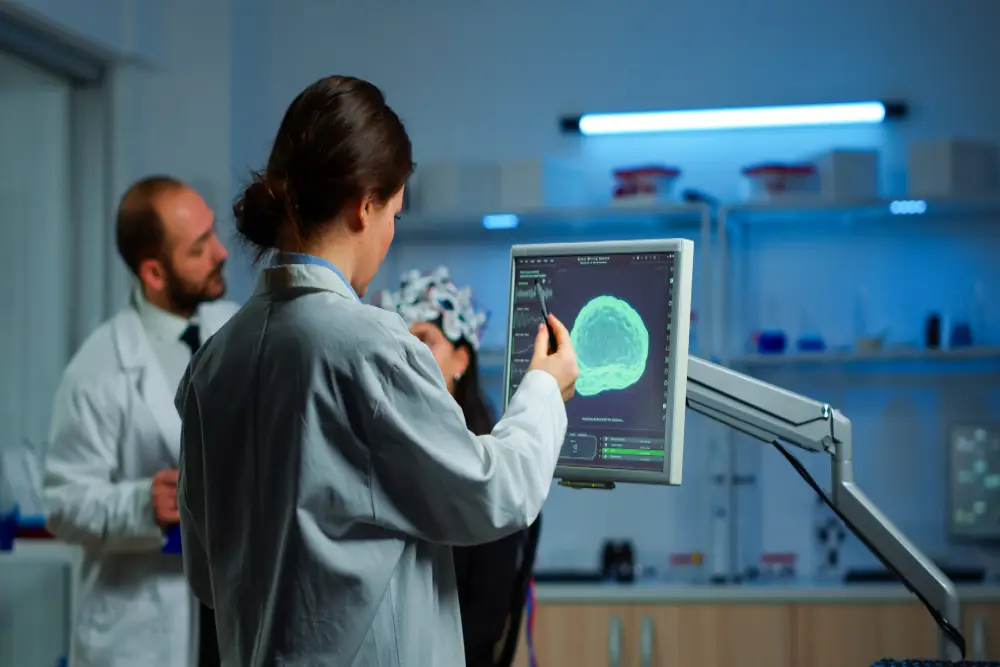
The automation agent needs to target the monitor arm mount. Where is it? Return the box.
[686,356,963,661]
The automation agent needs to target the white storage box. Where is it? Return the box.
[499,158,586,210]
[740,163,819,202]
[412,162,501,212]
[908,139,999,198]
[816,150,879,201]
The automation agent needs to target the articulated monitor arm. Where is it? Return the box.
[686,356,963,661]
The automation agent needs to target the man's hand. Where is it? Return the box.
[151,468,180,528]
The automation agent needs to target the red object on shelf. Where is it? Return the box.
[741,163,815,177]
[760,552,797,565]
[614,166,682,180]
[669,551,706,566]
[613,165,681,200]
[16,526,55,539]
[741,162,817,195]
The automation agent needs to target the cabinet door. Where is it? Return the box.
[512,604,636,667]
[962,603,1000,660]
[791,603,938,667]
[634,603,793,667]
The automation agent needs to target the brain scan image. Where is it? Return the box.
[569,295,650,397]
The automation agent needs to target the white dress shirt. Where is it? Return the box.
[134,288,197,392]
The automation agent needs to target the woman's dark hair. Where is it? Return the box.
[430,318,494,436]
[454,340,496,436]
[233,75,413,259]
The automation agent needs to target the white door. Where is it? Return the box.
[0,48,74,667]
[0,48,73,461]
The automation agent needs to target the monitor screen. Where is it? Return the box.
[504,239,693,486]
[949,423,1000,540]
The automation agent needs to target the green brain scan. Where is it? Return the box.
[569,295,650,397]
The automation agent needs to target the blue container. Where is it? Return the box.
[950,322,973,348]
[0,504,19,551]
[757,330,788,354]
[796,336,826,352]
[163,524,183,554]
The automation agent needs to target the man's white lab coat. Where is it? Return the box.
[44,295,239,667]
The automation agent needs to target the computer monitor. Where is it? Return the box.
[503,239,693,487]
[948,422,1000,541]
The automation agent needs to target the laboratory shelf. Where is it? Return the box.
[394,203,709,243]
[729,346,1000,370]
[704,195,1000,583]
[719,195,1000,230]
[715,195,1000,371]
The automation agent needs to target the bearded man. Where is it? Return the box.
[44,176,238,667]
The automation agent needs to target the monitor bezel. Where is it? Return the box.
[503,238,693,487]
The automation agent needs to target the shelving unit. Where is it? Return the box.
[713,195,1000,584]
[719,196,1000,229]
[716,196,1000,364]
[395,203,711,244]
[730,346,1000,370]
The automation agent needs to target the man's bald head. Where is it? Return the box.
[115,175,229,315]
[116,175,188,275]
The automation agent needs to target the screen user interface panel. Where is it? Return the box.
[949,423,1000,540]
[506,251,678,473]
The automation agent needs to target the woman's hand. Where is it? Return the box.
[528,315,578,402]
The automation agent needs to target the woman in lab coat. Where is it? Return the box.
[174,74,578,667]
[378,267,543,667]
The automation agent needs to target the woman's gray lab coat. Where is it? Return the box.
[175,261,567,666]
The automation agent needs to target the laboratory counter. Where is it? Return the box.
[532,580,1000,604]
[514,581,1000,667]
[7,545,1000,666]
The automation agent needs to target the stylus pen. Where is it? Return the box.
[534,279,558,354]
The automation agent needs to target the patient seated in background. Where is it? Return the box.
[379,267,541,667]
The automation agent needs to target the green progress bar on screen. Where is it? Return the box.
[603,448,665,458]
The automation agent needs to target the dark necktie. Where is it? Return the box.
[179,324,220,666]
[180,324,201,355]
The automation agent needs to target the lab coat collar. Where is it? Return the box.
[109,302,182,463]
[272,252,360,302]
[107,296,238,464]
[254,263,361,303]
[114,291,235,367]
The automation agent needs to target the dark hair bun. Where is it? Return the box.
[238,75,413,263]
[233,174,286,250]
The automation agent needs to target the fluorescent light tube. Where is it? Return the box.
[564,101,905,136]
[889,200,927,215]
[482,214,519,230]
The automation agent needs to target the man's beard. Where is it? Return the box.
[164,261,226,315]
